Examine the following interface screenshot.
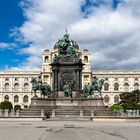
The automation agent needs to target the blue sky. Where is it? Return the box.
[0,0,140,70]
[0,0,28,69]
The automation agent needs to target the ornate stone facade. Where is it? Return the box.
[0,71,40,108]
[0,42,140,108]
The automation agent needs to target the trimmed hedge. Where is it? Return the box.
[0,101,13,111]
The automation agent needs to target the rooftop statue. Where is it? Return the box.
[56,30,76,56]
[81,76,104,98]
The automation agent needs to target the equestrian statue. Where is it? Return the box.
[31,75,51,97]
[81,76,104,98]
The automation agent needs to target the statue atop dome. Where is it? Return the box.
[56,30,76,56]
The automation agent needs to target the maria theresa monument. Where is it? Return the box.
[0,31,140,110]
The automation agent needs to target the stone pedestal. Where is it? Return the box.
[54,91,81,98]
[30,97,105,110]
[50,55,84,96]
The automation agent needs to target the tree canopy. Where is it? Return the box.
[119,90,140,110]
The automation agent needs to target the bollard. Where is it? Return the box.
[132,110,136,117]
[10,109,15,117]
[91,110,94,117]
[80,110,83,117]
[126,110,130,117]
[136,110,139,117]
[0,109,3,117]
[41,110,45,117]
[16,110,20,117]
[116,110,120,117]
[52,110,55,117]
[4,109,9,117]
[120,110,124,117]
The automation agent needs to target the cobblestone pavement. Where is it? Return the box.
[0,121,140,140]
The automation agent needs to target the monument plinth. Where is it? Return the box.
[50,55,84,98]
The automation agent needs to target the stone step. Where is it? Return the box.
[20,112,41,116]
[95,110,116,116]
[47,117,91,121]
[55,113,80,116]
[21,110,41,112]
[55,111,80,116]
[20,109,42,117]
[55,110,80,112]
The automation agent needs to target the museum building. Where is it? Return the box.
[0,37,140,108]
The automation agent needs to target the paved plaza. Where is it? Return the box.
[0,120,140,140]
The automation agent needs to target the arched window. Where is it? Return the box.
[124,83,129,92]
[114,95,119,104]
[104,83,109,91]
[45,56,49,63]
[14,95,19,103]
[24,83,29,92]
[14,83,19,92]
[5,83,10,92]
[104,95,110,103]
[4,95,9,101]
[23,95,28,103]
[84,56,88,63]
[114,83,119,91]
[134,83,139,90]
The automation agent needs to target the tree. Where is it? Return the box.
[119,90,140,110]
[0,101,13,111]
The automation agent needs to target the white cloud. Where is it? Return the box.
[10,0,140,70]
[0,42,17,50]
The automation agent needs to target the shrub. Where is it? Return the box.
[0,101,13,111]
[109,104,123,111]
[14,105,21,111]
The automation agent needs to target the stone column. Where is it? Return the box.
[52,70,55,90]
[79,70,82,90]
[76,70,80,90]
[54,70,58,91]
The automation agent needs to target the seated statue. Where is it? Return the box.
[56,31,76,57]
[63,82,72,97]
[57,33,71,55]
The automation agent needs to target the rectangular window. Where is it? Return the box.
[84,75,89,81]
